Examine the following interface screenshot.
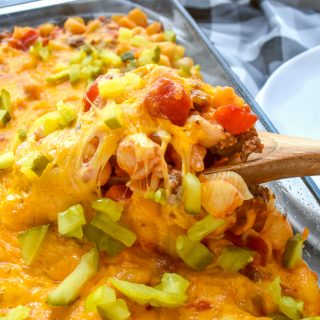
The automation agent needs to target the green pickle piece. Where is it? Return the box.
[154,188,166,205]
[84,224,125,257]
[17,129,27,140]
[18,224,49,265]
[109,272,189,308]
[138,47,160,66]
[99,50,122,67]
[272,316,291,320]
[92,198,123,221]
[0,109,11,127]
[69,64,81,83]
[120,51,135,62]
[182,173,201,215]
[283,233,304,269]
[0,89,11,113]
[218,246,253,273]
[47,248,99,306]
[0,305,30,320]
[280,296,304,320]
[39,46,50,61]
[102,104,123,129]
[91,213,136,247]
[70,50,86,64]
[85,285,116,313]
[187,215,226,241]
[0,151,14,170]
[46,69,69,83]
[97,299,131,320]
[20,153,50,178]
[65,226,83,239]
[56,101,77,127]
[269,277,305,320]
[58,204,86,238]
[29,41,50,61]
[34,111,61,137]
[164,29,176,42]
[176,235,213,271]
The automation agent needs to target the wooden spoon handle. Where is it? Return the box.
[205,131,320,185]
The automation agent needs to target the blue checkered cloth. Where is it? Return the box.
[182,0,320,96]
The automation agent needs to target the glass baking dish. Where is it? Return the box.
[0,0,319,275]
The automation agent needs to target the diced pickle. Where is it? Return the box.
[109,272,189,308]
[17,129,27,140]
[176,235,213,271]
[91,213,136,247]
[102,103,123,129]
[183,173,201,215]
[84,224,125,257]
[138,47,160,66]
[34,111,61,137]
[99,50,122,67]
[18,224,49,266]
[283,233,304,269]
[85,285,116,313]
[29,41,50,61]
[97,299,131,320]
[47,248,99,306]
[218,246,253,272]
[0,305,30,320]
[69,64,81,83]
[92,198,123,221]
[154,188,166,205]
[58,204,86,238]
[0,110,11,127]
[120,51,135,62]
[98,77,126,99]
[187,215,226,241]
[46,69,69,83]
[0,151,15,170]
[56,100,77,127]
[163,30,176,42]
[0,89,11,113]
[118,28,133,41]
[19,152,50,179]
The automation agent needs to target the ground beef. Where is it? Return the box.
[248,185,271,202]
[235,185,272,233]
[190,89,212,112]
[168,168,182,195]
[67,35,85,47]
[209,127,263,162]
[236,185,270,216]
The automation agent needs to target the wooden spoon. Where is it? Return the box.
[204,131,320,185]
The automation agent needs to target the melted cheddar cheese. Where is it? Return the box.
[0,8,319,320]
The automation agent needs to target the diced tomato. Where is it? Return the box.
[42,37,49,46]
[21,29,39,47]
[143,78,192,126]
[105,184,132,201]
[83,82,99,111]
[213,105,257,135]
[9,29,39,50]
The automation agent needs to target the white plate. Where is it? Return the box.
[256,45,320,186]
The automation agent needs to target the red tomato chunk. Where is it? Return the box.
[83,82,99,111]
[9,29,39,50]
[143,78,192,126]
[213,105,257,135]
